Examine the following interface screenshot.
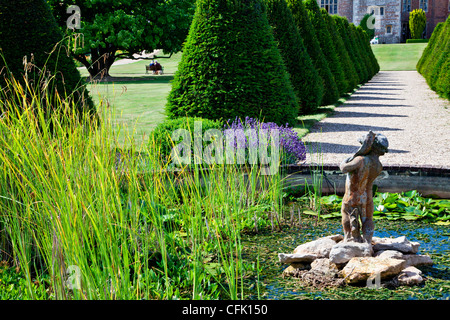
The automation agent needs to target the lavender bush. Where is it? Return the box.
[225,117,306,165]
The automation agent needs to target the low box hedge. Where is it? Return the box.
[406,39,429,43]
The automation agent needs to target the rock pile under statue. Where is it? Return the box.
[278,235,433,288]
[278,132,433,288]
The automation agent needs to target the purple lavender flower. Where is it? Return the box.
[224,117,306,164]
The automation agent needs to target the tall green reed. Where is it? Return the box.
[0,70,286,299]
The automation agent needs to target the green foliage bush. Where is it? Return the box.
[435,58,450,99]
[265,0,324,113]
[286,0,339,106]
[321,9,358,93]
[333,15,365,85]
[166,0,299,125]
[417,22,444,73]
[349,23,370,83]
[304,0,347,96]
[417,17,450,100]
[406,39,429,43]
[0,0,94,114]
[359,13,375,41]
[356,26,379,78]
[409,9,427,39]
[149,117,224,164]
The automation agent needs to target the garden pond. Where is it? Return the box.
[240,216,450,300]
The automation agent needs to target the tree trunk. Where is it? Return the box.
[75,45,116,81]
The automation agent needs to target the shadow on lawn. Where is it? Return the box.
[85,75,174,85]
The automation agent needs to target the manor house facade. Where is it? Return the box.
[318,0,450,43]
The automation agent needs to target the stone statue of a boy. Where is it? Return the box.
[340,131,389,244]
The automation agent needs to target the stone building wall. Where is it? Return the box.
[400,0,450,40]
[318,0,449,43]
[353,0,402,43]
[338,0,354,22]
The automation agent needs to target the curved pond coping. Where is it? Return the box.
[282,164,450,198]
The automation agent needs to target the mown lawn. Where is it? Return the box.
[81,43,426,146]
[79,52,338,145]
[79,53,182,146]
[371,43,428,71]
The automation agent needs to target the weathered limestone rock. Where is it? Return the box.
[396,266,424,286]
[341,257,406,284]
[292,235,343,258]
[310,258,339,277]
[278,252,317,264]
[372,236,420,254]
[329,242,373,265]
[374,249,404,260]
[402,254,434,268]
[280,233,433,288]
[282,262,310,277]
[373,249,433,268]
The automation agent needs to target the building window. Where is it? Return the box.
[448,0,450,11]
[320,0,338,15]
[420,0,428,12]
[403,0,411,12]
[380,7,384,16]
[386,25,392,34]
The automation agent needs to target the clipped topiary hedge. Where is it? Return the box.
[166,0,299,126]
[333,15,365,85]
[349,24,370,83]
[406,39,429,43]
[359,13,375,41]
[417,22,444,73]
[409,9,427,40]
[356,26,379,79]
[265,0,324,114]
[286,0,339,106]
[417,17,450,100]
[304,0,347,97]
[321,9,358,93]
[0,0,94,114]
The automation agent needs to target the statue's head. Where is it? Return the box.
[373,133,389,155]
[356,131,389,156]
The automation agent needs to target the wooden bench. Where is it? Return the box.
[146,65,164,75]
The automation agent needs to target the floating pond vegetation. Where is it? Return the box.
[291,190,450,223]
[241,216,450,300]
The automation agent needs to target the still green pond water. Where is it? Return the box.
[241,217,450,300]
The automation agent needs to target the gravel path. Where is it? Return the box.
[303,71,450,167]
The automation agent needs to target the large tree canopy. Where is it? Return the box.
[48,0,195,79]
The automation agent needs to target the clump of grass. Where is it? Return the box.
[0,68,288,299]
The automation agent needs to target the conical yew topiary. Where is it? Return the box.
[286,0,338,106]
[304,0,347,96]
[321,9,358,93]
[333,16,367,85]
[358,26,380,76]
[166,0,299,125]
[265,0,323,114]
[349,23,369,83]
[0,0,95,114]
[356,26,375,79]
[417,22,444,74]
